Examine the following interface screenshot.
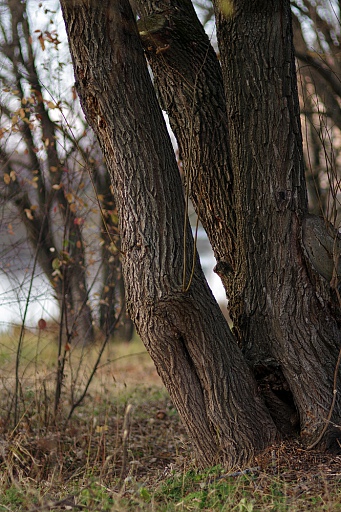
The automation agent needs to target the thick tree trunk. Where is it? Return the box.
[60,0,277,467]
[214,0,341,449]
[134,0,236,277]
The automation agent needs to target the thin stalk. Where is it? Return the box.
[14,216,46,427]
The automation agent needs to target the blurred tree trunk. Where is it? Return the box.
[0,0,95,344]
[96,171,134,340]
[292,8,341,222]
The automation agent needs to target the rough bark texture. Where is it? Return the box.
[60,0,277,467]
[134,0,236,275]
[214,0,341,448]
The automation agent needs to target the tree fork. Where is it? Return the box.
[60,0,278,467]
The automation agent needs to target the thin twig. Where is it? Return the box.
[119,403,133,484]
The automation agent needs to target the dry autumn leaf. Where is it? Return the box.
[95,425,109,434]
[38,33,45,51]
[24,209,34,220]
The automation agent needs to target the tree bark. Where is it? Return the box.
[60,0,277,467]
[134,0,236,279]
[214,0,341,449]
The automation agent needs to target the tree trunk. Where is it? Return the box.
[60,0,277,467]
[96,171,134,340]
[134,0,236,279]
[214,0,341,449]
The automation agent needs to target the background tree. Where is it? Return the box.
[292,0,341,223]
[59,0,341,468]
[0,0,133,342]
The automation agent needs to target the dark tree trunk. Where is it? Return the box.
[134,0,236,277]
[126,0,341,446]
[60,0,277,467]
[214,0,341,449]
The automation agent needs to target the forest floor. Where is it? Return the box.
[0,327,341,511]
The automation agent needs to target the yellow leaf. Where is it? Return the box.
[65,192,73,203]
[10,170,16,181]
[110,213,119,225]
[11,115,18,126]
[95,425,108,434]
[52,184,62,190]
[47,101,57,109]
[52,258,61,270]
[50,166,58,173]
[217,0,234,17]
[24,209,34,220]
[3,173,10,185]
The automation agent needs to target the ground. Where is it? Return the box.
[0,327,341,511]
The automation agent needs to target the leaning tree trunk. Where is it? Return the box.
[60,0,278,467]
[214,0,341,449]
[134,0,236,279]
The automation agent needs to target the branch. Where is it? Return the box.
[302,0,341,55]
[295,51,341,99]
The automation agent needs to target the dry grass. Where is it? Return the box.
[0,328,341,511]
